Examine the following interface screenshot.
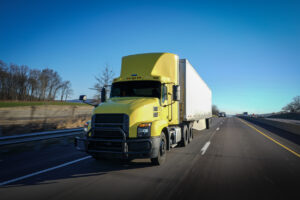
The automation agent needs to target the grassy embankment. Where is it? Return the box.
[0,101,93,136]
[0,101,85,107]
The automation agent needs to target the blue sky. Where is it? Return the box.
[0,0,299,114]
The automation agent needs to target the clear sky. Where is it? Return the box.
[0,0,299,114]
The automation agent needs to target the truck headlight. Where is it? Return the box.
[137,123,151,138]
[83,121,90,136]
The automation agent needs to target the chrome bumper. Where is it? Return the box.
[74,127,160,158]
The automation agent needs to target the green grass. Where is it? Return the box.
[0,101,88,107]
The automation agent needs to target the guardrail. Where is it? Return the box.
[239,116,300,136]
[0,128,83,146]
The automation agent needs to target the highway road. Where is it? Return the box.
[1,117,300,200]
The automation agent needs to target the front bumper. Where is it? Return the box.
[74,127,160,159]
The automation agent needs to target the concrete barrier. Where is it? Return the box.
[240,116,300,136]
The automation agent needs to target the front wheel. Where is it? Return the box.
[151,132,167,165]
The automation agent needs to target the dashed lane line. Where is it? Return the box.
[200,141,211,155]
[201,122,223,156]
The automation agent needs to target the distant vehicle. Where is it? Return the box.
[243,112,248,116]
[219,112,226,117]
[75,52,212,165]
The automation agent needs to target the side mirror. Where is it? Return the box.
[173,85,180,101]
[79,95,87,101]
[79,95,98,107]
[101,87,106,102]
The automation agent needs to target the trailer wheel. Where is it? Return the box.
[180,125,188,147]
[206,118,211,129]
[151,132,167,165]
[189,127,193,142]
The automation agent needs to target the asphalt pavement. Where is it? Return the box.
[0,117,299,200]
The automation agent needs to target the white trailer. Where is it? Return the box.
[179,59,212,128]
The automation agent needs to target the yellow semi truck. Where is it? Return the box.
[75,52,212,165]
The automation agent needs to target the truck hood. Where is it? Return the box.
[93,97,159,129]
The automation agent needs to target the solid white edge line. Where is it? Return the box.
[201,141,211,155]
[0,156,92,186]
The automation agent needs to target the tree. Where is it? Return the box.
[28,69,41,100]
[60,81,71,101]
[0,60,8,99]
[64,86,73,101]
[91,64,114,100]
[46,70,62,100]
[212,105,219,115]
[16,65,29,100]
[282,96,300,112]
[39,68,52,100]
[293,96,300,112]
[0,60,72,101]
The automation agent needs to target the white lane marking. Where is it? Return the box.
[200,141,211,155]
[0,156,92,186]
[216,127,220,131]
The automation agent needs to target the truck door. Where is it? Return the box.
[162,84,172,121]
[167,84,173,121]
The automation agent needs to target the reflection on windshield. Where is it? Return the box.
[110,81,161,98]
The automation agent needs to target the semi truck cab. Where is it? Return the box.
[75,53,212,165]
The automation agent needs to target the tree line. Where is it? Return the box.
[0,60,73,101]
[282,96,300,113]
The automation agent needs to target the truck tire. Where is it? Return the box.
[151,132,167,165]
[206,118,211,129]
[188,126,193,142]
[180,125,188,147]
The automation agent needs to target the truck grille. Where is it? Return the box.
[94,114,126,124]
[92,114,129,139]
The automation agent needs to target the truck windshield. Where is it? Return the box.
[110,81,161,98]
